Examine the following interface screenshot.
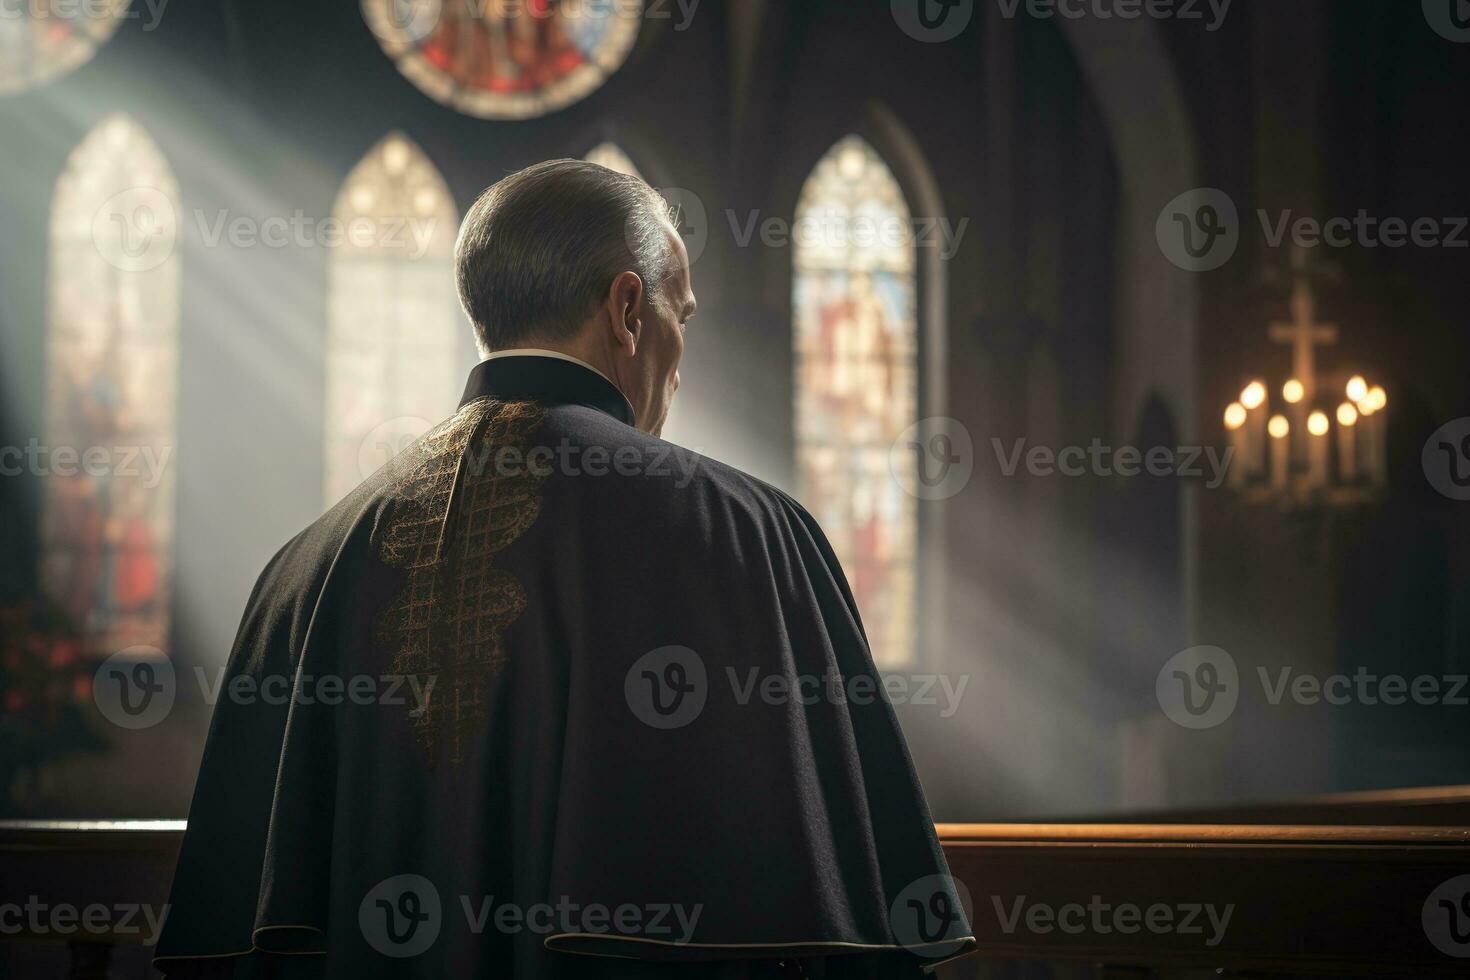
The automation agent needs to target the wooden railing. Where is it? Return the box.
[0,820,183,979]
[3,816,1470,976]
[937,822,1470,976]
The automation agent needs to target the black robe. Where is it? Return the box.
[155,355,973,978]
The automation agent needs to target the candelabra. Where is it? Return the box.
[1222,259,1387,506]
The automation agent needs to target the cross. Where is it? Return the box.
[1267,250,1338,402]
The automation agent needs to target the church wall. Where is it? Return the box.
[1,0,1467,822]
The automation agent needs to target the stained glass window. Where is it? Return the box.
[794,136,918,670]
[0,0,131,95]
[584,141,643,180]
[361,0,643,120]
[42,114,181,658]
[324,132,464,505]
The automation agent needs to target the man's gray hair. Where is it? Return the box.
[455,159,679,353]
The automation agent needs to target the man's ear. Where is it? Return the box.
[606,271,646,357]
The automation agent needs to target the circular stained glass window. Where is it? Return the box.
[362,0,643,120]
[0,0,132,95]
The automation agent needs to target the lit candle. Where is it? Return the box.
[1362,386,1388,485]
[1241,381,1268,478]
[1269,414,1291,491]
[1224,402,1248,488]
[1307,410,1330,488]
[1283,378,1306,474]
[1346,375,1368,404]
[1337,402,1359,482]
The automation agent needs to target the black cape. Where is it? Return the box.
[156,355,973,978]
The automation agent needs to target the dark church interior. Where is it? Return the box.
[2,0,1469,975]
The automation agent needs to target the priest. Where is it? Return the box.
[155,160,973,978]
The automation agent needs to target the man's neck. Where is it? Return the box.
[483,346,620,392]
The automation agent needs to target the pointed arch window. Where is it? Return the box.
[42,114,181,656]
[794,136,919,669]
[324,133,463,505]
[584,141,643,180]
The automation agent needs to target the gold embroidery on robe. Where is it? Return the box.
[374,399,548,768]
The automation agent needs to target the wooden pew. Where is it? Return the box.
[2,806,1469,977]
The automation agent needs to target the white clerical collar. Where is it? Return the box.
[484,349,619,390]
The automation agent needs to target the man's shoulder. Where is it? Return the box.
[252,464,394,604]
[538,405,808,528]
[259,402,822,585]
